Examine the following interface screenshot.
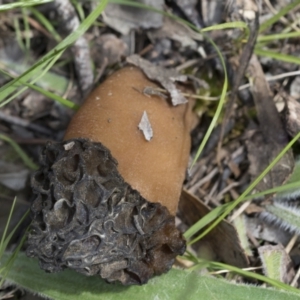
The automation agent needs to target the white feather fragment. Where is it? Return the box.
[64,141,75,151]
[138,111,153,141]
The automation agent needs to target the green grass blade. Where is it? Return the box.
[258,31,300,42]
[71,0,85,21]
[0,210,29,260]
[255,48,300,65]
[200,21,248,34]
[245,182,300,200]
[0,134,38,170]
[22,8,30,53]
[13,15,25,52]
[0,0,53,11]
[0,197,17,260]
[192,259,300,295]
[0,228,28,287]
[190,37,228,169]
[24,81,80,110]
[259,0,300,33]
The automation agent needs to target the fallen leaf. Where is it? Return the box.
[246,55,294,192]
[103,0,164,35]
[246,131,293,192]
[179,189,249,267]
[127,54,188,105]
[148,17,200,48]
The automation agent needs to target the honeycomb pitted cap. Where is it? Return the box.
[26,138,186,285]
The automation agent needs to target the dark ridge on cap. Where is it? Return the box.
[26,138,186,285]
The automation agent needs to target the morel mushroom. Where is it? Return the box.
[26,66,194,285]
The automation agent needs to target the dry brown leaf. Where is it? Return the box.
[103,0,164,35]
[246,131,293,192]
[127,54,188,106]
[178,189,249,268]
[246,55,294,192]
[96,34,128,66]
[148,17,200,48]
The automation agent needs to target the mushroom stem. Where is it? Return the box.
[64,66,194,215]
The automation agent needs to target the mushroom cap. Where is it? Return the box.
[64,66,193,215]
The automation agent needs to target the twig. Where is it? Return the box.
[135,86,220,101]
[216,181,240,202]
[188,167,218,194]
[229,201,251,222]
[53,0,94,98]
[27,16,53,39]
[210,266,262,275]
[0,111,52,136]
[291,266,300,287]
[285,234,298,254]
[239,70,300,90]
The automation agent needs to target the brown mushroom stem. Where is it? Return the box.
[27,66,195,285]
[64,66,194,215]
